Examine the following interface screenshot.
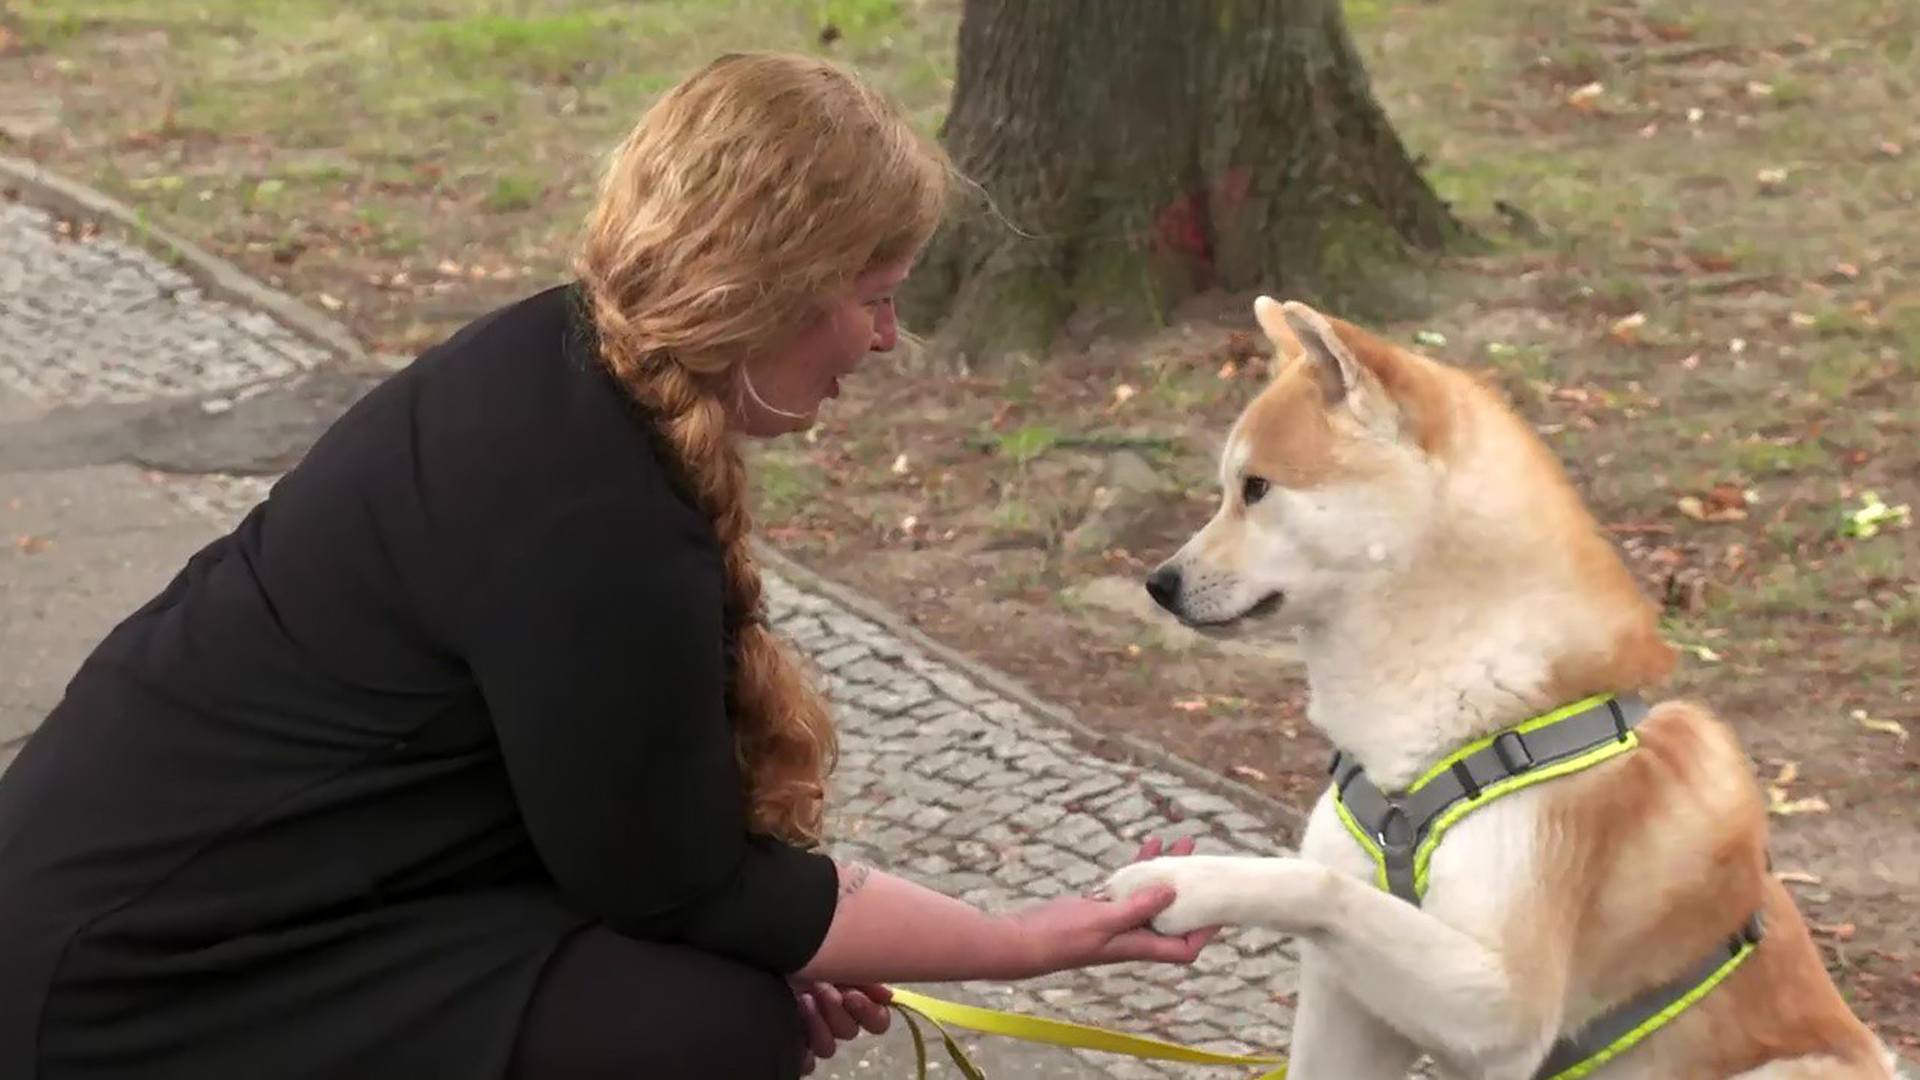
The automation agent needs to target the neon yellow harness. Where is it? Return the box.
[1329,694,1764,1080]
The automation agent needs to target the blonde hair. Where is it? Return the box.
[575,52,950,845]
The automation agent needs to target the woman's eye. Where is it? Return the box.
[1242,476,1270,505]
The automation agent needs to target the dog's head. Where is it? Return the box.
[1146,297,1454,631]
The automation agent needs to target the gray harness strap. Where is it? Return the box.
[1331,696,1648,904]
[1532,911,1765,1080]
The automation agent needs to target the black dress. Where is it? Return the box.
[0,284,839,1080]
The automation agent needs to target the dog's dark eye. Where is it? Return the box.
[1242,475,1270,505]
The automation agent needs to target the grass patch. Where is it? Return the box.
[484,174,542,213]
[751,452,825,521]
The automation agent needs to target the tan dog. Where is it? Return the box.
[1105,298,1892,1079]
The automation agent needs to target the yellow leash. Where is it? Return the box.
[884,988,1287,1079]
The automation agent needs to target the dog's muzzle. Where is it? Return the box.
[1144,564,1182,613]
[1144,564,1282,626]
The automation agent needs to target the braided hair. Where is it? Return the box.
[574,52,949,844]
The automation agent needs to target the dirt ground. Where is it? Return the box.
[4,0,1916,1050]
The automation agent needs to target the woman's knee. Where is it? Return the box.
[510,928,802,1080]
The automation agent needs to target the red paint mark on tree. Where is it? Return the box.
[1151,168,1250,278]
[1152,191,1213,271]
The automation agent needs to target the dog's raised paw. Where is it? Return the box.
[1103,858,1222,935]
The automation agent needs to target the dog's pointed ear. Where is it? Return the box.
[1252,295,1305,367]
[1279,301,1369,406]
[1281,302,1448,452]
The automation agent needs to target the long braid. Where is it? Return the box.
[573,51,949,847]
[585,287,836,845]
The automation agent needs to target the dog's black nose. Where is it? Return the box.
[1144,565,1181,612]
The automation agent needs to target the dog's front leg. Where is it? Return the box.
[1288,945,1421,1080]
[1106,855,1560,1079]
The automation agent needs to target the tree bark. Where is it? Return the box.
[904,0,1464,369]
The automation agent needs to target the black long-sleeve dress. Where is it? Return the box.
[0,283,839,1079]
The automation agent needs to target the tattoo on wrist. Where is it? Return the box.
[837,860,873,900]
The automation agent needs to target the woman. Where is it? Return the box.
[0,52,1210,1080]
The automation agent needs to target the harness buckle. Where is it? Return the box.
[1375,804,1416,851]
[1491,730,1535,773]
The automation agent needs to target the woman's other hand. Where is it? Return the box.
[791,979,892,1075]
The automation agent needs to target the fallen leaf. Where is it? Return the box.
[1608,312,1647,342]
[889,453,911,476]
[1774,761,1800,787]
[1677,641,1722,663]
[16,534,51,554]
[1676,489,1746,523]
[1746,81,1775,98]
[317,293,344,311]
[1767,790,1830,816]
[1775,870,1824,886]
[1756,167,1789,192]
[1701,483,1749,521]
[1111,384,1137,408]
[1812,922,1857,941]
[1876,139,1905,158]
[1220,331,1262,365]
[1686,106,1706,124]
[898,514,919,534]
[1853,709,1909,743]
[1172,699,1208,713]
[1228,764,1269,783]
[1414,330,1447,347]
[1566,82,1605,109]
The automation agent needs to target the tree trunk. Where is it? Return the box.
[904,0,1465,369]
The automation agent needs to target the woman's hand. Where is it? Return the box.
[1007,836,1219,976]
[791,978,892,1075]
